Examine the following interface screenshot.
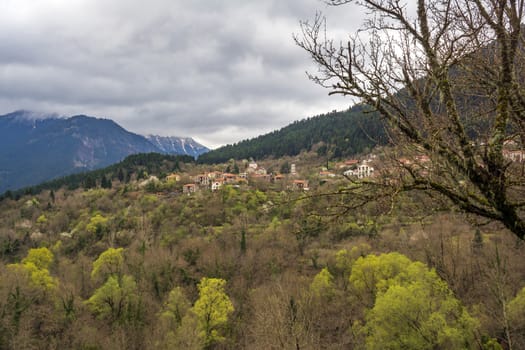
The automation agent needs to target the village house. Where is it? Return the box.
[207,171,223,179]
[222,173,238,184]
[292,180,309,191]
[166,173,181,182]
[338,159,359,168]
[194,174,210,186]
[274,174,285,182]
[344,163,375,179]
[211,179,224,191]
[183,183,198,194]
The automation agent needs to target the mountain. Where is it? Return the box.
[2,152,194,198]
[198,105,386,164]
[0,111,206,193]
[145,135,209,158]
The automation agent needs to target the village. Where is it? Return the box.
[153,155,379,195]
[134,140,525,197]
[139,155,375,195]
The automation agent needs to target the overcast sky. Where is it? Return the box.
[0,0,364,149]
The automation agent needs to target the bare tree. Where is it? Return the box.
[296,0,525,239]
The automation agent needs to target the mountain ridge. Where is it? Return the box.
[0,111,208,192]
[145,134,209,159]
[198,104,386,164]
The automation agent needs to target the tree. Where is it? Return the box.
[86,214,109,240]
[91,247,124,282]
[85,275,139,323]
[22,247,54,270]
[349,252,414,307]
[348,253,477,349]
[192,277,234,348]
[280,161,291,174]
[310,267,335,299]
[240,228,247,254]
[86,248,143,329]
[2,248,59,347]
[101,176,112,189]
[365,280,477,349]
[297,1,525,239]
[158,287,192,347]
[8,247,58,292]
[160,287,190,328]
[506,284,525,348]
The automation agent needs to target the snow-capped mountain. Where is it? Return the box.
[0,111,209,193]
[145,135,209,159]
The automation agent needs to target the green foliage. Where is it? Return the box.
[310,267,335,299]
[349,252,413,304]
[22,263,58,291]
[86,214,109,237]
[36,214,48,225]
[9,247,57,292]
[240,228,247,254]
[0,138,520,348]
[349,253,477,350]
[507,285,525,332]
[161,287,190,327]
[85,275,139,322]
[481,336,503,350]
[280,161,291,174]
[22,247,54,270]
[91,247,124,281]
[193,277,234,347]
[366,281,477,349]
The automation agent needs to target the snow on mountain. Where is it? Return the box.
[145,135,209,158]
[0,111,208,192]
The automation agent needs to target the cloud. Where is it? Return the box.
[0,0,363,149]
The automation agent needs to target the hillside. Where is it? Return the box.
[198,105,386,164]
[0,111,208,193]
[0,151,522,349]
[1,152,195,199]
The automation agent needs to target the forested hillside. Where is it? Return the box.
[198,105,386,164]
[1,153,194,200]
[0,154,523,349]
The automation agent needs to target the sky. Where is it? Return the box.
[0,0,364,149]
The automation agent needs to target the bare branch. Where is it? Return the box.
[298,0,525,239]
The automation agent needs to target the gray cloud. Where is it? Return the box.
[0,0,364,148]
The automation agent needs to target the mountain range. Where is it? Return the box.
[0,111,209,193]
[0,105,385,193]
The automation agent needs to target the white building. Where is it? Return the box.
[344,164,374,179]
[291,163,297,175]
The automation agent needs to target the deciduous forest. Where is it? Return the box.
[0,153,524,349]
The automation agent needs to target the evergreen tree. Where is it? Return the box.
[280,161,290,174]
